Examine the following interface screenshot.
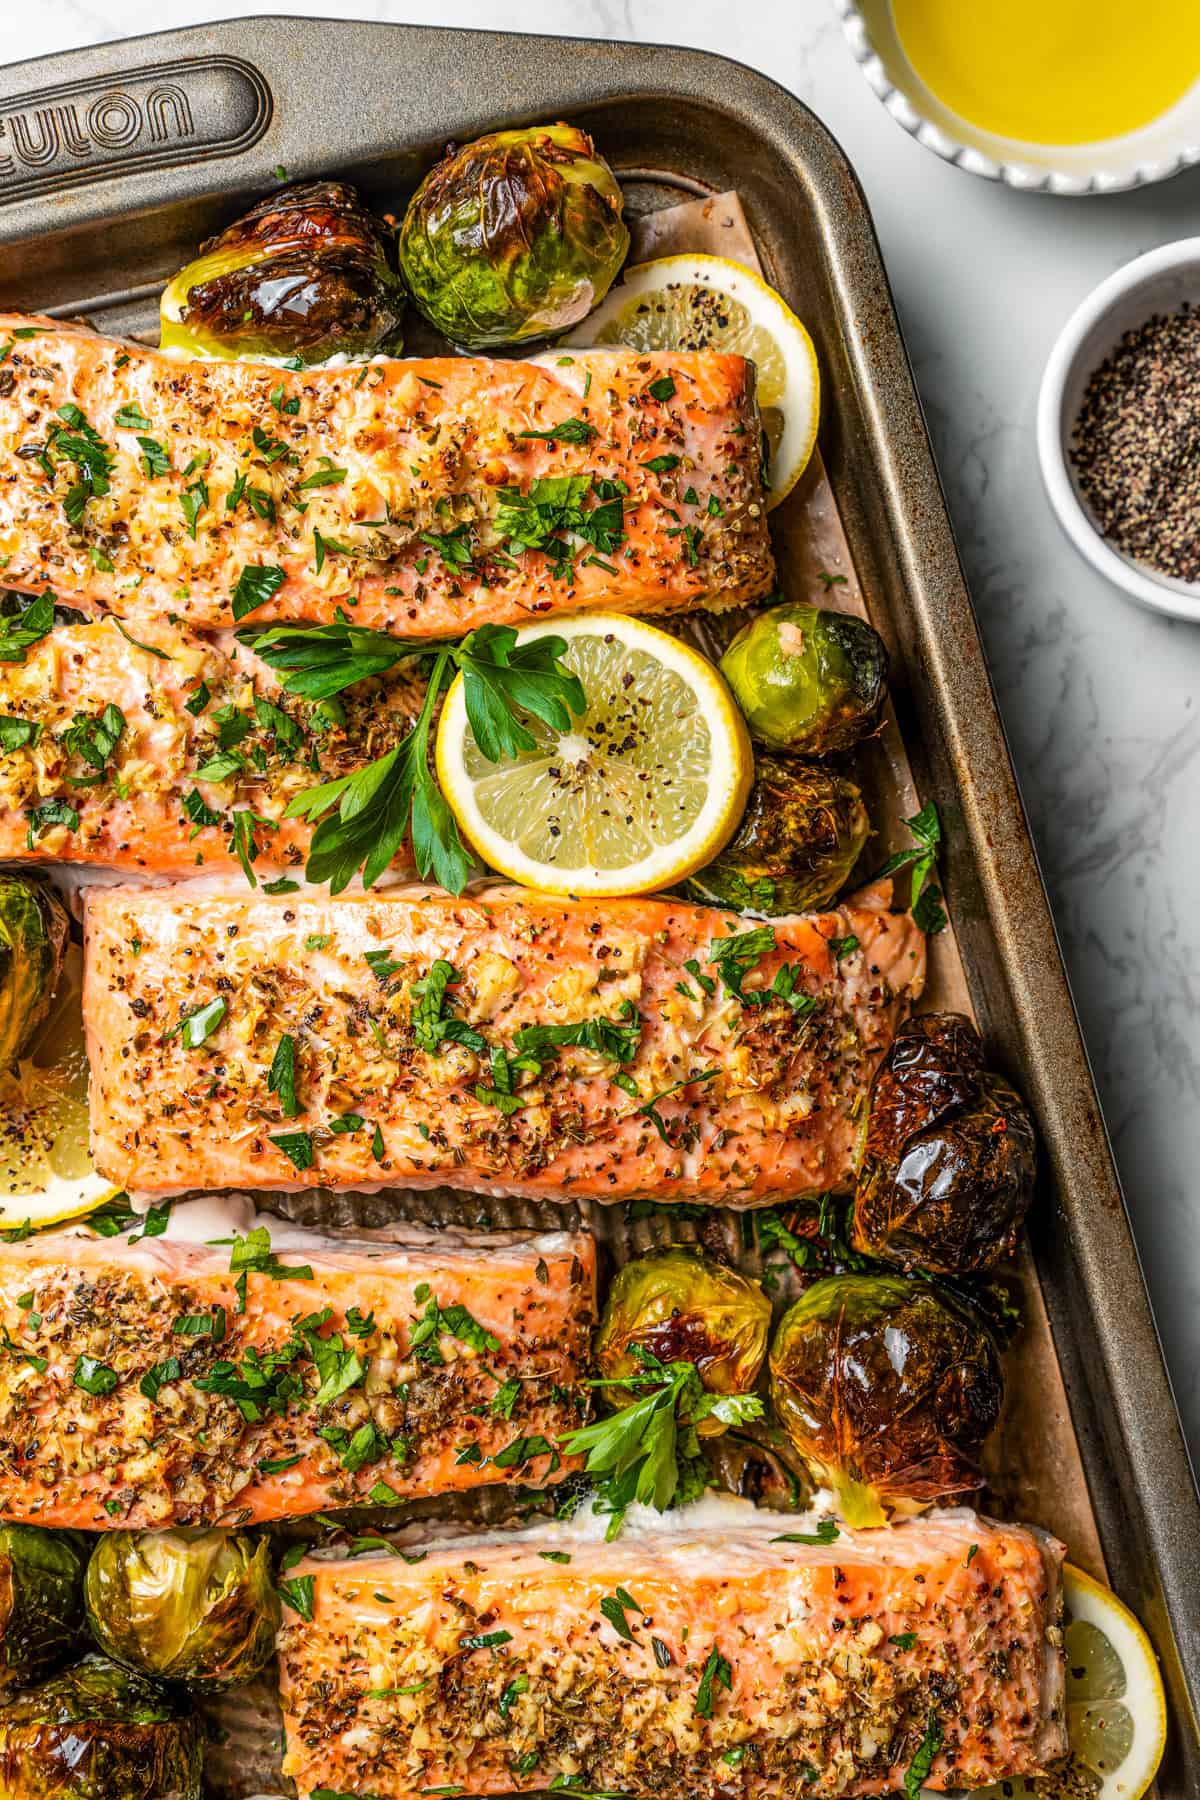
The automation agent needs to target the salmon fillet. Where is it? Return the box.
[0,1210,594,1529]
[83,879,925,1204]
[0,316,773,633]
[277,1500,1067,1799]
[0,613,422,876]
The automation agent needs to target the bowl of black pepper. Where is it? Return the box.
[1038,239,1200,621]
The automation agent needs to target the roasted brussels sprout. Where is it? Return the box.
[0,876,70,1069]
[0,1654,202,1799]
[84,1530,279,1693]
[769,1273,1003,1527]
[160,179,406,365]
[720,602,888,755]
[0,1526,87,1692]
[594,1248,770,1434]
[685,754,870,915]
[852,1013,1037,1274]
[398,123,629,349]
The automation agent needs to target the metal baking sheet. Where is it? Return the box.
[0,14,1195,1791]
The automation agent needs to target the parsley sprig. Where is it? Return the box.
[876,801,947,934]
[240,620,583,894]
[560,1345,763,1539]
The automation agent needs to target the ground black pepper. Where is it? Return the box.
[1069,301,1200,582]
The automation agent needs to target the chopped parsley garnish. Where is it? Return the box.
[61,702,125,772]
[73,1354,118,1396]
[770,1519,840,1545]
[276,1575,315,1620]
[0,590,55,664]
[410,1287,500,1364]
[168,995,227,1050]
[876,801,947,934]
[268,1032,300,1118]
[270,1130,314,1172]
[231,563,286,623]
[137,435,171,478]
[599,1588,642,1643]
[25,799,79,844]
[890,1631,918,1651]
[460,1628,513,1651]
[517,417,596,444]
[113,403,152,430]
[694,1644,732,1718]
[0,717,39,754]
[139,1356,181,1401]
[648,374,677,403]
[904,1710,944,1798]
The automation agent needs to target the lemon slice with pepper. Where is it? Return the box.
[561,252,820,508]
[436,612,752,896]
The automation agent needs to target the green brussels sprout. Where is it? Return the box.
[720,602,888,755]
[0,876,70,1069]
[398,123,629,349]
[0,1526,87,1693]
[685,754,869,915]
[594,1248,770,1434]
[852,1013,1037,1274]
[0,1654,201,1799]
[160,179,405,364]
[84,1530,279,1694]
[769,1273,1003,1528]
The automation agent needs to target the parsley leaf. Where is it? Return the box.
[694,1644,732,1719]
[876,802,947,934]
[231,564,286,622]
[268,1032,300,1118]
[904,1710,943,1798]
[0,591,55,664]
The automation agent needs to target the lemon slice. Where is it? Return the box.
[952,1564,1166,1800]
[436,612,753,896]
[560,252,819,508]
[0,943,115,1230]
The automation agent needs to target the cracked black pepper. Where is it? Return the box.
[1069,301,1200,584]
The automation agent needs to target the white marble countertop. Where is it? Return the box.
[3,0,1199,1467]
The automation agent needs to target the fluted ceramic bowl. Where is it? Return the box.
[835,0,1200,194]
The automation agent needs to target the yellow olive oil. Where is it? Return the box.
[891,0,1200,146]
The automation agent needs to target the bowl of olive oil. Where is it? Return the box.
[836,0,1200,193]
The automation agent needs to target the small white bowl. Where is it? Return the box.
[1037,240,1200,622]
[835,0,1200,194]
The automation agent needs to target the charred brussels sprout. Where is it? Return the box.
[769,1273,1003,1528]
[0,876,70,1069]
[594,1248,770,1433]
[852,1013,1037,1274]
[160,179,405,364]
[84,1530,279,1693]
[685,754,869,915]
[0,1654,202,1799]
[398,123,629,349]
[720,602,888,755]
[0,1526,87,1692]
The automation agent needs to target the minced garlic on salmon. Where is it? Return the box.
[82,879,924,1203]
[0,614,423,876]
[0,316,773,633]
[277,1501,1067,1799]
[0,1216,594,1529]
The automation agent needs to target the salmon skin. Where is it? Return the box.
[83,879,925,1204]
[277,1501,1067,1799]
[0,613,422,876]
[0,316,773,634]
[0,1212,594,1529]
